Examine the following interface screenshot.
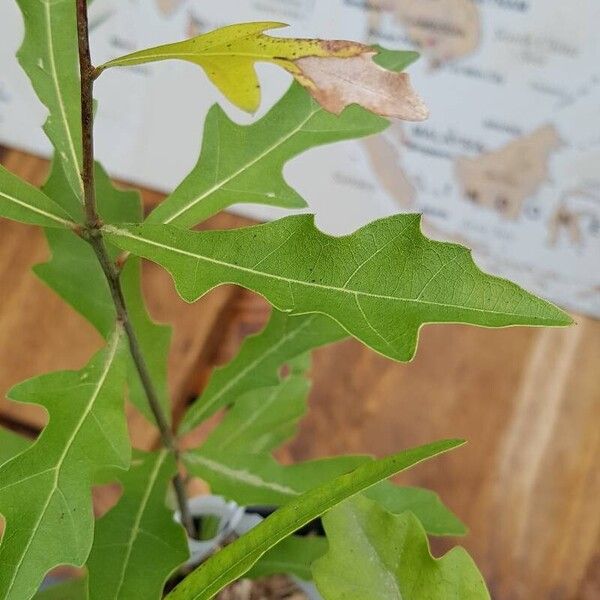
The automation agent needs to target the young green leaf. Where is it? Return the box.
[166,439,464,600]
[147,82,388,227]
[0,164,74,228]
[99,23,428,119]
[0,330,129,600]
[247,536,328,581]
[200,376,310,454]
[16,0,83,199]
[192,344,465,536]
[104,214,572,363]
[0,427,30,466]
[313,495,490,599]
[181,310,344,433]
[185,451,367,506]
[86,450,189,600]
[36,159,172,423]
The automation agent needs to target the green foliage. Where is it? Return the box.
[365,481,467,537]
[188,356,466,537]
[35,159,172,422]
[147,82,387,227]
[199,375,310,454]
[0,331,129,600]
[166,439,463,599]
[16,0,83,199]
[182,309,344,432]
[247,535,328,581]
[0,3,573,597]
[0,428,30,466]
[185,450,367,506]
[313,495,490,599]
[34,577,87,600]
[86,450,189,600]
[104,215,571,362]
[0,163,73,228]
[35,160,136,334]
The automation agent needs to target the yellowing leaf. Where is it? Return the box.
[100,22,428,118]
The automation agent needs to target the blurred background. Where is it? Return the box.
[0,1,599,598]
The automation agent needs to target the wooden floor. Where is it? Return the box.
[1,149,598,599]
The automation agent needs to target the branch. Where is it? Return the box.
[75,0,196,539]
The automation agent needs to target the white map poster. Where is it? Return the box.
[0,0,598,316]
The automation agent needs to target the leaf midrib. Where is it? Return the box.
[191,316,314,427]
[105,226,553,322]
[43,0,83,200]
[112,450,168,599]
[214,386,280,450]
[160,107,319,225]
[0,190,73,227]
[185,453,299,497]
[110,51,293,64]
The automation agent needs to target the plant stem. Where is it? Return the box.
[75,0,196,539]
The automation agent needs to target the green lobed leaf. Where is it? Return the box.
[0,329,129,600]
[185,451,367,507]
[0,164,74,228]
[0,427,31,466]
[147,82,388,228]
[104,214,572,363]
[313,495,490,599]
[200,375,310,455]
[36,159,172,423]
[181,309,344,433]
[86,450,189,600]
[247,535,328,581]
[166,439,464,600]
[16,0,84,199]
[190,341,465,536]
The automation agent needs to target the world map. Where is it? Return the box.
[0,0,598,317]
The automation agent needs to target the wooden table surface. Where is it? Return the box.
[1,148,598,599]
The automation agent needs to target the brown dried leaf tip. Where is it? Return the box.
[294,48,429,121]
